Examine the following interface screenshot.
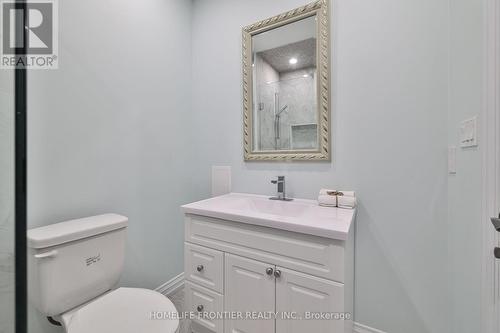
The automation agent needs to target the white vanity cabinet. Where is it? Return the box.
[182,194,355,333]
[224,254,276,333]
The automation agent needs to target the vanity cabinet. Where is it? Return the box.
[183,213,354,333]
[224,254,275,333]
[275,267,345,333]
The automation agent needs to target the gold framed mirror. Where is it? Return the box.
[242,0,330,161]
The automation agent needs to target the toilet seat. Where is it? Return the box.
[59,287,179,333]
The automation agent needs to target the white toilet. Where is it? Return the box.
[27,214,179,333]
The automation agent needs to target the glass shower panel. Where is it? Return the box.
[0,68,15,332]
[255,73,318,151]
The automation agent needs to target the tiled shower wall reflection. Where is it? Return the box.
[0,70,15,333]
[254,54,317,151]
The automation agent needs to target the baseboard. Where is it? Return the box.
[155,272,185,296]
[156,275,386,333]
[354,322,388,333]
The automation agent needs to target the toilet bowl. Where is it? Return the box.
[58,288,178,333]
[27,214,179,333]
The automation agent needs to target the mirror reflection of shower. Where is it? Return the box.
[274,92,288,150]
[254,70,317,151]
[251,17,319,153]
[251,16,320,153]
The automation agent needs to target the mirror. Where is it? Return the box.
[243,0,330,161]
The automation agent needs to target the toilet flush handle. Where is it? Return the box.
[34,250,58,259]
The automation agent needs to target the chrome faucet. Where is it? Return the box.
[270,176,293,201]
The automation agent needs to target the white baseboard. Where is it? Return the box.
[156,275,386,333]
[354,322,388,333]
[155,272,185,296]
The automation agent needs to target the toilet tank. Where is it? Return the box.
[27,214,128,316]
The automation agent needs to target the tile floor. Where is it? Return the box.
[169,287,191,333]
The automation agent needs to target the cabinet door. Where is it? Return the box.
[224,254,275,333]
[276,267,346,333]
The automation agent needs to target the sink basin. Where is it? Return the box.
[221,196,310,218]
[181,193,355,240]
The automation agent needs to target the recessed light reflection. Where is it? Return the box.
[289,58,298,65]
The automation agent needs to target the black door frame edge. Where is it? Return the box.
[15,1,28,332]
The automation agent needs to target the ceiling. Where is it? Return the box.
[258,38,316,73]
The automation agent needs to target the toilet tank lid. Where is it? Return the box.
[27,214,128,249]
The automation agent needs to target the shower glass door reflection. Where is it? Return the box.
[255,72,317,151]
[0,66,15,332]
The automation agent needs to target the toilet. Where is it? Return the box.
[27,214,179,333]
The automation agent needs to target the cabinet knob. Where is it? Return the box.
[274,269,282,278]
[196,264,204,272]
[197,305,204,312]
[266,267,274,275]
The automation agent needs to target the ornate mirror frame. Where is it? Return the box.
[242,0,331,161]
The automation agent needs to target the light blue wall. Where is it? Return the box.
[191,0,451,332]
[24,0,487,332]
[27,0,195,332]
[448,0,484,332]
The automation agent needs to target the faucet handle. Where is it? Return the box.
[271,176,285,184]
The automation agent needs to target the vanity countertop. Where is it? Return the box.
[181,193,355,240]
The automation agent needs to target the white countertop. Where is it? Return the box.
[181,193,355,240]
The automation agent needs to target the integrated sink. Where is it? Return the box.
[221,195,309,218]
[181,193,355,240]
